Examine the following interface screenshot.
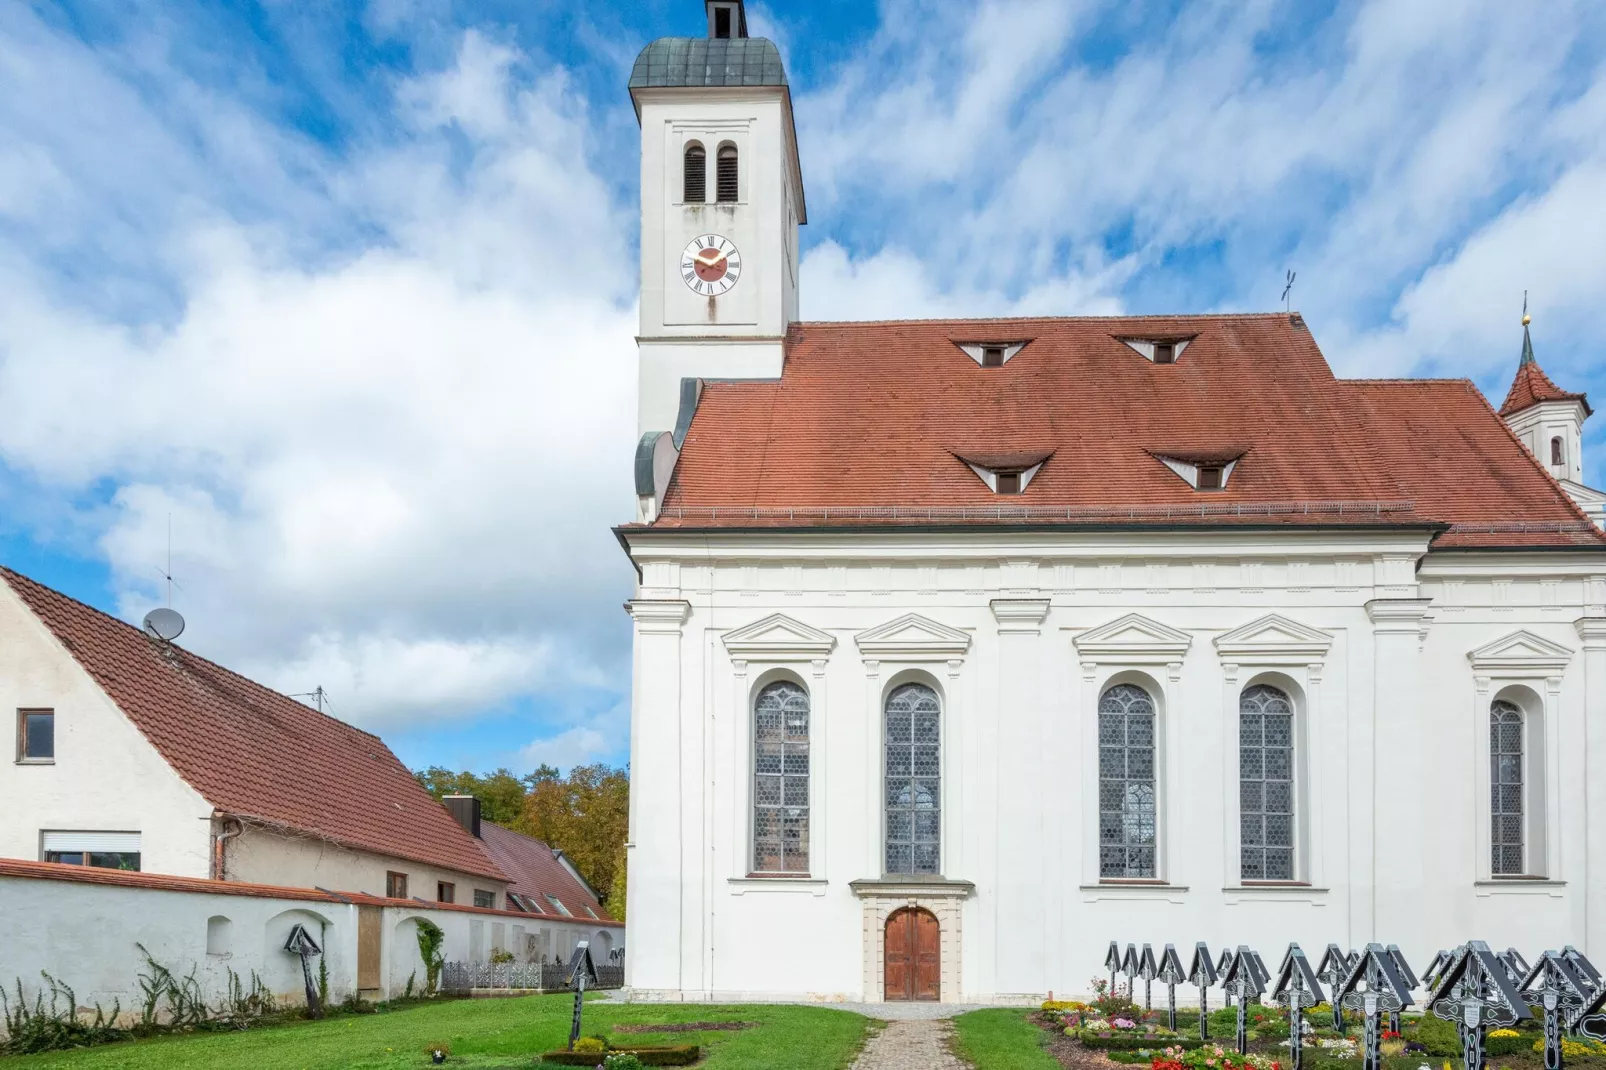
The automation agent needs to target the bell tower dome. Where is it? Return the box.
[628,0,806,441]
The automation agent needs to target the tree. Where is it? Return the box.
[413,766,532,827]
[522,763,630,906]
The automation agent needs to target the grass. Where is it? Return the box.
[2,995,872,1070]
[951,1008,1061,1070]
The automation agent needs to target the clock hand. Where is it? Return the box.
[695,248,729,267]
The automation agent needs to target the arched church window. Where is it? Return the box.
[1551,437,1565,466]
[1491,699,1525,875]
[716,144,739,203]
[1098,683,1157,878]
[753,680,810,873]
[683,143,706,204]
[1239,684,1295,881]
[885,682,940,875]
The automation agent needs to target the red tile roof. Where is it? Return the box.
[0,858,600,922]
[0,568,508,882]
[1499,357,1591,418]
[476,822,615,923]
[641,314,1603,549]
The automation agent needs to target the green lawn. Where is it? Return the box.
[3,996,873,1070]
[951,1008,1060,1070]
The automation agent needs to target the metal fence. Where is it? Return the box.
[440,961,624,994]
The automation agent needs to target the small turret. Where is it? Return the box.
[1499,307,1604,528]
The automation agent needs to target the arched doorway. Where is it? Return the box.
[884,907,939,1001]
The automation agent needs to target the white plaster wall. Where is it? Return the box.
[622,529,1606,1003]
[0,874,620,1023]
[225,829,505,908]
[0,583,214,877]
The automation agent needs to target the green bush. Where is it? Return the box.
[1078,1034,1208,1051]
[1487,1032,1527,1057]
[1,975,127,1055]
[1411,1013,1460,1057]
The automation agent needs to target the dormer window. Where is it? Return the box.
[955,341,1029,366]
[1150,448,1246,491]
[951,449,1053,494]
[1118,336,1196,363]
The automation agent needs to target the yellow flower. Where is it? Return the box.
[1490,1029,1520,1038]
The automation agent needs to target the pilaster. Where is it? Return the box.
[1577,618,1606,956]
[1365,598,1433,943]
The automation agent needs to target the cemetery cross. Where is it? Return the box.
[1107,941,1123,994]
[1220,946,1267,1056]
[1189,942,1219,1042]
[565,941,599,1052]
[1337,943,1414,1070]
[1140,944,1159,1012]
[1520,950,1594,1070]
[1272,944,1327,1070]
[1428,940,1532,1070]
[1386,944,1419,1036]
[1158,944,1188,1032]
[1317,945,1352,1035]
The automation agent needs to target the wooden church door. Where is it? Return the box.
[884,907,940,1001]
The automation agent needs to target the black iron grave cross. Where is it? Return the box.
[1429,940,1532,1070]
[1106,941,1123,993]
[565,940,599,1052]
[1273,943,1326,1070]
[1338,943,1414,1070]
[1220,946,1267,1055]
[1139,944,1159,1011]
[1189,942,1218,1042]
[1520,950,1594,1070]
[1386,945,1418,1035]
[1317,944,1353,1035]
[1158,944,1187,1031]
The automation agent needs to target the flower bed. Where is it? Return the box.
[538,1042,701,1066]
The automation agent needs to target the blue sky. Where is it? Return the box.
[2,0,1604,775]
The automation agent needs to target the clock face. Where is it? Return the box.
[680,234,742,297]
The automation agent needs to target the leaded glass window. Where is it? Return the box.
[1098,684,1157,878]
[1491,700,1525,876]
[1239,684,1295,881]
[885,683,940,875]
[753,680,809,873]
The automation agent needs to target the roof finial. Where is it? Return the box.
[1520,291,1535,365]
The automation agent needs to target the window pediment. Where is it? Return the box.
[1073,613,1192,663]
[1467,630,1574,675]
[1214,614,1333,663]
[722,613,836,660]
[855,613,970,660]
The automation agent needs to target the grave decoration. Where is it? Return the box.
[564,940,599,1052]
[1317,945,1354,1034]
[1219,945,1267,1055]
[1272,943,1326,1070]
[1338,943,1415,1070]
[1574,977,1606,1044]
[1386,944,1418,1034]
[1158,944,1187,1031]
[1500,948,1533,989]
[1123,943,1140,995]
[1106,941,1123,991]
[1217,945,1235,978]
[1139,944,1159,1011]
[1520,950,1595,1070]
[1423,949,1453,991]
[1563,947,1603,1001]
[1189,942,1219,1042]
[282,923,324,1018]
[1429,940,1532,1070]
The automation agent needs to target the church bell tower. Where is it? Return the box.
[628,0,806,441]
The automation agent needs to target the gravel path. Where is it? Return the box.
[850,1019,971,1069]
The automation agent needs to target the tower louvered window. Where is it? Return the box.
[683,144,706,204]
[1239,684,1295,881]
[753,681,810,873]
[885,683,940,875]
[717,145,739,203]
[1098,684,1157,878]
[1491,700,1524,875]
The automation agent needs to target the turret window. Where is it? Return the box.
[684,144,706,204]
[716,145,739,203]
[1551,437,1564,466]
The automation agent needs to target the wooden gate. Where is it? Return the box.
[357,906,382,995]
[883,907,939,1001]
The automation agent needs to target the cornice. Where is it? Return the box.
[1576,617,1606,649]
[625,599,691,632]
[989,598,1051,632]
[854,613,971,660]
[1214,613,1335,663]
[1468,629,1576,674]
[849,877,975,899]
[1073,612,1193,663]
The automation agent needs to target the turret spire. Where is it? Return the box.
[1519,291,1535,366]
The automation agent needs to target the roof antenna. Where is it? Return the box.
[291,686,330,714]
[143,512,186,646]
[1282,270,1296,314]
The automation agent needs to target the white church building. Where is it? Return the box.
[619,1,1606,1004]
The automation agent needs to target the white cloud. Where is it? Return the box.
[517,725,614,772]
[0,19,639,730]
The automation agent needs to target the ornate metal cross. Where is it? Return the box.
[1429,941,1532,1070]
[1189,942,1218,1042]
[1106,941,1123,993]
[565,940,598,1052]
[1139,944,1159,1011]
[1273,944,1326,1070]
[1317,945,1354,1035]
[1386,945,1418,1035]
[1122,943,1140,1000]
[1220,946,1267,1055]
[1338,943,1414,1070]
[282,923,324,1018]
[1520,950,1593,1070]
[1158,944,1187,1031]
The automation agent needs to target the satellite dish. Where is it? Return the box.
[143,607,185,642]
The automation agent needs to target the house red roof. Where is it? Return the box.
[0,568,508,883]
[477,821,615,923]
[642,314,1603,549]
[1499,354,1591,418]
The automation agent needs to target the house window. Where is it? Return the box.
[1153,342,1176,364]
[885,682,941,875]
[437,881,455,903]
[1197,466,1224,490]
[981,346,1005,367]
[753,680,811,874]
[545,894,572,916]
[1491,700,1525,875]
[1239,684,1295,881]
[474,889,496,909]
[1551,437,1565,466]
[995,472,1021,494]
[17,709,53,762]
[386,871,408,899]
[1098,684,1157,879]
[683,143,706,204]
[716,145,739,203]
[42,831,140,871]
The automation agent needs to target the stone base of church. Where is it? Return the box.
[850,878,975,1003]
